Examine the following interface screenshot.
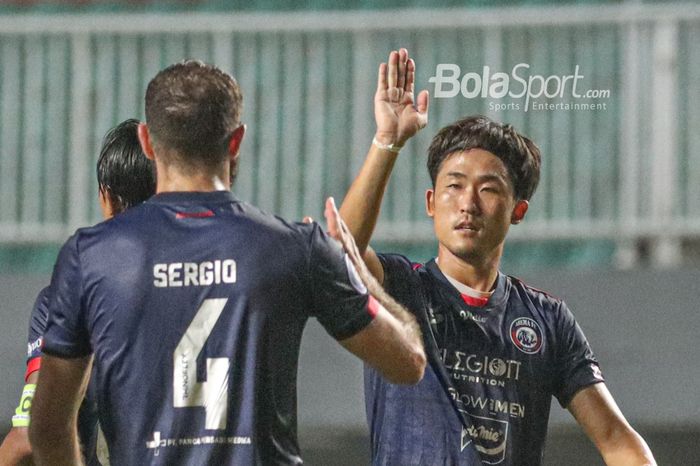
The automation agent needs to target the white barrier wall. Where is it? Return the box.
[0,4,699,268]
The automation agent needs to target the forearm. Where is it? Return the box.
[600,428,656,466]
[340,141,399,255]
[0,428,33,465]
[29,354,91,466]
[569,384,656,466]
[30,425,83,466]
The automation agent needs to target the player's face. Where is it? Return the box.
[426,149,527,264]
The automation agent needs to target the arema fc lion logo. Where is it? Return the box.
[509,317,543,354]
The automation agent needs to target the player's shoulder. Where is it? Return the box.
[31,285,52,321]
[376,252,425,273]
[34,284,52,308]
[232,201,324,250]
[507,274,564,312]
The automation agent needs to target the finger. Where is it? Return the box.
[302,216,314,224]
[406,58,415,95]
[397,48,407,90]
[376,62,387,94]
[324,197,339,239]
[387,50,398,89]
[416,89,429,117]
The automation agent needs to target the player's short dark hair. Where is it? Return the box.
[427,115,541,201]
[144,60,243,170]
[97,119,156,213]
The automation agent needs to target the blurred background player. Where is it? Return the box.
[29,60,425,465]
[0,119,156,466]
[340,48,656,465]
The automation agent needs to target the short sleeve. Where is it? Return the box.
[41,234,92,358]
[552,301,604,407]
[307,224,373,340]
[26,286,51,362]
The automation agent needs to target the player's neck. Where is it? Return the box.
[435,244,502,292]
[154,160,230,193]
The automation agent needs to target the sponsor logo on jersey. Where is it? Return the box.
[27,337,42,357]
[146,431,251,456]
[460,415,509,464]
[441,350,522,387]
[509,317,543,354]
[448,388,525,419]
[459,309,487,323]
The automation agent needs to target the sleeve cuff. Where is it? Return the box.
[24,357,41,382]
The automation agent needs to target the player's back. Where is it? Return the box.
[73,191,323,465]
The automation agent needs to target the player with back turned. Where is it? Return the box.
[29,60,425,466]
[340,48,656,465]
[0,119,155,466]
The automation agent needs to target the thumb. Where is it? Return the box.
[416,89,429,116]
[324,197,339,238]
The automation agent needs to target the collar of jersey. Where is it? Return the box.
[147,190,237,204]
[425,259,510,311]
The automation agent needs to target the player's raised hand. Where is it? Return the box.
[374,48,429,148]
[324,197,365,270]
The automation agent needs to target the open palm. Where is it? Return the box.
[374,48,429,147]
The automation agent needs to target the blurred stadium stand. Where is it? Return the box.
[0,1,699,269]
[1,1,699,464]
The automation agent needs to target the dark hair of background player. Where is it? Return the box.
[144,60,243,173]
[96,118,156,213]
[427,115,541,201]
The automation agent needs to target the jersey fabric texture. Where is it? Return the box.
[26,286,102,466]
[365,254,604,466]
[41,191,374,466]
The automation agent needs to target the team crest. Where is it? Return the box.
[509,317,543,354]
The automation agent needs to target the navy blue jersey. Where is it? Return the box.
[42,191,374,465]
[26,287,50,366]
[25,286,102,466]
[365,255,604,466]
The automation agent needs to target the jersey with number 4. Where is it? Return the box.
[42,191,374,465]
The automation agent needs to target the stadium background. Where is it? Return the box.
[0,0,698,464]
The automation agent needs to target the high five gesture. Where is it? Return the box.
[374,48,429,148]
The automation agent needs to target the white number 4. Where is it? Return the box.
[173,298,230,430]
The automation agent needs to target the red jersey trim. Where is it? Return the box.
[367,295,380,318]
[25,357,41,381]
[460,293,489,308]
[175,210,215,219]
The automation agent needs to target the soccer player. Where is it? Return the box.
[340,49,656,465]
[0,119,156,466]
[29,61,425,466]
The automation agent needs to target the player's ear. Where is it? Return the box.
[137,123,156,161]
[511,200,529,224]
[425,189,435,218]
[228,124,246,161]
[99,188,121,220]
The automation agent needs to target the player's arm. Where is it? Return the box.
[0,371,38,466]
[568,383,656,466]
[29,354,92,466]
[326,197,425,385]
[339,48,428,284]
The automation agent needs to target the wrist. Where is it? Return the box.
[372,135,404,154]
